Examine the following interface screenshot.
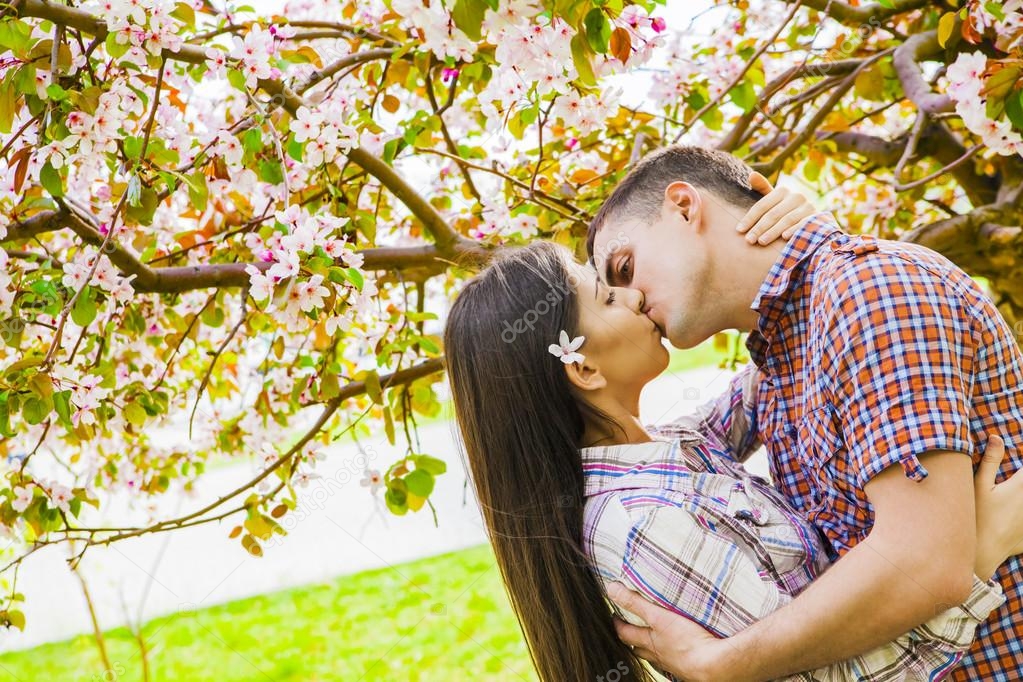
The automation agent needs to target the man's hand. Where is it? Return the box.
[606,582,743,682]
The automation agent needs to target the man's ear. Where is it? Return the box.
[663,181,701,225]
[564,357,607,393]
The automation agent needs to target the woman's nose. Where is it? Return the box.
[629,288,645,314]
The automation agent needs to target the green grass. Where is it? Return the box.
[0,544,537,682]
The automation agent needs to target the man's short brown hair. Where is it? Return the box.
[586,145,763,262]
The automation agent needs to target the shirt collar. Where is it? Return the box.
[750,212,843,314]
[580,438,682,497]
[580,426,713,497]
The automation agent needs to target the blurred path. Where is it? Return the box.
[1,363,769,652]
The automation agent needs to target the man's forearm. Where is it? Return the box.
[710,532,974,681]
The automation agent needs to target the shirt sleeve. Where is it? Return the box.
[814,249,978,488]
[653,363,762,463]
[619,505,1004,681]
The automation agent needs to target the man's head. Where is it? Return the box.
[586,145,764,349]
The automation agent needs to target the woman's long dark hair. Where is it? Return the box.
[444,242,655,682]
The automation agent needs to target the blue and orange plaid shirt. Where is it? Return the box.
[747,213,1023,680]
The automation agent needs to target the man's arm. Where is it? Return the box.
[654,363,761,462]
[697,450,977,680]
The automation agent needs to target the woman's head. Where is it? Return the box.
[448,241,668,438]
[444,241,661,682]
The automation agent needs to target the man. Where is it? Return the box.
[586,145,1023,681]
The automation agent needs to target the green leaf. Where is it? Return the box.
[985,1,1006,21]
[451,0,487,41]
[404,469,435,498]
[4,609,25,632]
[344,267,364,291]
[185,171,208,213]
[287,136,304,162]
[319,372,340,400]
[413,454,447,476]
[364,370,383,404]
[125,186,158,225]
[1,317,25,349]
[0,393,12,437]
[124,401,147,427]
[937,11,958,48]
[71,287,97,327]
[383,404,396,445]
[39,161,64,198]
[570,32,596,87]
[0,20,34,57]
[417,336,440,354]
[226,68,247,92]
[1005,90,1023,133]
[171,1,197,25]
[584,8,612,54]
[0,71,17,134]
[45,83,68,101]
[22,396,49,425]
[243,127,263,154]
[728,80,757,114]
[105,32,129,59]
[258,159,284,184]
[53,390,72,428]
[384,484,408,515]
[123,135,143,160]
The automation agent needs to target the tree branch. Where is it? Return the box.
[17,0,485,267]
[893,30,953,115]
[60,358,445,547]
[784,0,929,26]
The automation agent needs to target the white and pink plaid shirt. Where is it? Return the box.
[581,367,1005,681]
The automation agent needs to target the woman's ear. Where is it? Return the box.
[564,357,607,393]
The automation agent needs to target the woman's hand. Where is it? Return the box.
[736,172,818,245]
[974,435,1023,579]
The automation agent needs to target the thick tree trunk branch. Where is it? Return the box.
[784,0,930,26]
[893,30,953,115]
[5,210,487,292]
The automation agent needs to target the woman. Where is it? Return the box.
[443,235,1023,681]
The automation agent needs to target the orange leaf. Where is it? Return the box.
[10,147,32,194]
[610,27,631,64]
[570,168,599,185]
[382,94,400,114]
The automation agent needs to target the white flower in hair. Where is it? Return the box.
[549,330,585,365]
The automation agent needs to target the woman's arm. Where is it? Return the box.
[654,363,762,462]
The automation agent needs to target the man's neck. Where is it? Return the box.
[710,231,789,332]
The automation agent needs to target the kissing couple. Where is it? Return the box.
[444,146,1023,681]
